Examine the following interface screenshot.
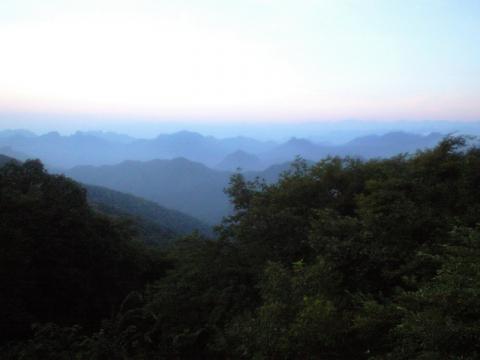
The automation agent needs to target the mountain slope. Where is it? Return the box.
[0,146,31,161]
[67,158,233,224]
[0,154,19,166]
[84,184,212,242]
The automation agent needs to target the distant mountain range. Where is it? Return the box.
[0,129,450,224]
[0,129,466,229]
[0,129,445,170]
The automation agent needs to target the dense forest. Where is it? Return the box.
[1,136,480,359]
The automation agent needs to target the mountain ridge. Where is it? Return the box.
[0,129,446,169]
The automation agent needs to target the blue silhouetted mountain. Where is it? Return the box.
[338,131,444,158]
[216,150,263,171]
[220,136,277,154]
[263,137,329,164]
[66,157,233,224]
[261,132,444,163]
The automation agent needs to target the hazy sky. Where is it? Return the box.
[0,0,479,124]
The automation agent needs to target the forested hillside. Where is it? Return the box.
[0,154,18,166]
[2,137,480,359]
[0,160,169,346]
[84,184,212,242]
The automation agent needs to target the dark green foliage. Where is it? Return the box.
[142,235,256,357]
[4,137,480,359]
[215,136,480,358]
[0,154,18,167]
[0,160,168,343]
[384,227,480,359]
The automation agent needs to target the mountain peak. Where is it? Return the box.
[216,150,262,171]
[285,137,314,146]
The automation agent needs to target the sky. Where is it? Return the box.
[0,0,479,130]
